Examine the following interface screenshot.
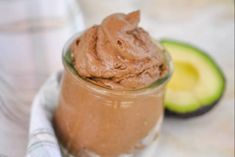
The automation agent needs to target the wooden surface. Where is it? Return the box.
[0,0,234,157]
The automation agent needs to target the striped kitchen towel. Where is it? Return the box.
[27,72,62,157]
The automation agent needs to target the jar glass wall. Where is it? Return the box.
[54,33,173,157]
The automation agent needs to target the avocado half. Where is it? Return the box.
[161,40,225,118]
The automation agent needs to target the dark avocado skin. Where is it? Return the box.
[165,95,224,118]
[160,39,226,118]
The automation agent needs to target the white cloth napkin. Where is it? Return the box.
[26,72,62,157]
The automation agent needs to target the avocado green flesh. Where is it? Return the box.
[161,40,225,114]
[64,50,79,75]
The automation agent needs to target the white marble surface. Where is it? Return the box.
[0,0,234,157]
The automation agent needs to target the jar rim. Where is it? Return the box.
[62,32,173,95]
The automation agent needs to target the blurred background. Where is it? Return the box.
[0,0,234,157]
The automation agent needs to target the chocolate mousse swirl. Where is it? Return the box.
[71,11,168,89]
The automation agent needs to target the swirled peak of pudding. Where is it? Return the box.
[71,11,168,90]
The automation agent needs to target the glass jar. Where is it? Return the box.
[54,33,173,157]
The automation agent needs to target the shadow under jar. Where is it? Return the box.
[54,33,173,157]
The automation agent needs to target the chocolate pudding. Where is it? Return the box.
[71,11,167,90]
[54,11,172,157]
